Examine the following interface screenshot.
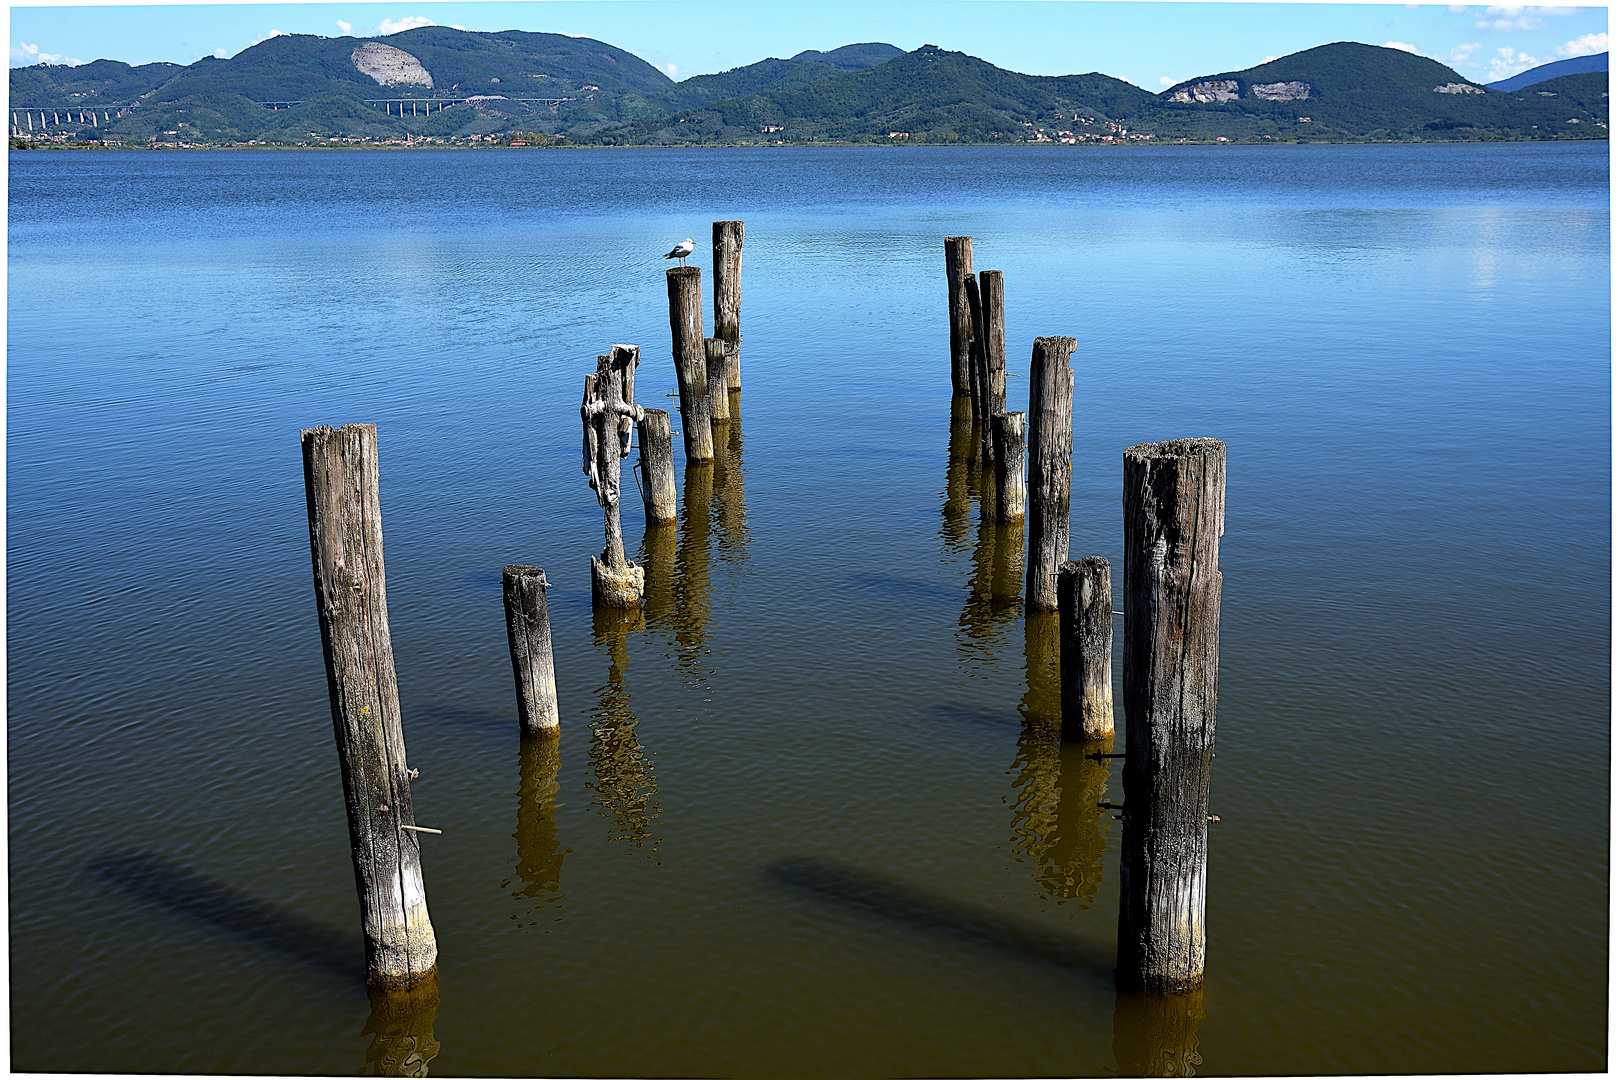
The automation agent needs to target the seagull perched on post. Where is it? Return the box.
[663,237,695,266]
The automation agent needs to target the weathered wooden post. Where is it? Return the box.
[581,345,647,608]
[1026,336,1075,611]
[635,408,678,526]
[1059,557,1113,742]
[1116,438,1226,994]
[993,411,1026,523]
[501,565,559,738]
[704,337,731,423]
[977,270,1008,466]
[666,266,714,464]
[300,422,436,988]
[964,274,986,464]
[944,236,974,405]
[713,220,743,387]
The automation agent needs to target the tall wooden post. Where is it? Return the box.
[944,236,974,402]
[977,270,1008,466]
[667,266,714,464]
[582,346,646,607]
[713,220,743,384]
[636,409,677,525]
[704,338,731,423]
[993,411,1026,523]
[1026,336,1075,611]
[502,565,560,738]
[301,422,437,989]
[1116,438,1226,994]
[1059,557,1113,742]
[964,274,986,464]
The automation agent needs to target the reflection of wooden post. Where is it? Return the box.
[977,271,1007,466]
[364,974,441,1076]
[1020,608,1061,724]
[944,236,974,402]
[713,220,743,386]
[704,337,731,422]
[502,565,560,738]
[301,423,437,989]
[582,346,646,608]
[964,274,985,463]
[993,411,1026,523]
[636,409,677,526]
[1117,438,1225,994]
[514,734,567,905]
[1026,336,1075,611]
[1059,557,1114,742]
[942,398,974,551]
[666,267,714,464]
[1112,989,1206,1077]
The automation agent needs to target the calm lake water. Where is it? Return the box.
[8,142,1610,1076]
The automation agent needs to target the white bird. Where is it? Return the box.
[663,237,695,266]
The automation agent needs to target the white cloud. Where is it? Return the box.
[1385,41,1420,53]
[665,62,678,77]
[249,29,289,46]
[1554,32,1608,56]
[213,47,228,58]
[1265,55,1280,62]
[1448,5,1472,14]
[377,16,434,36]
[1470,6,1579,30]
[12,40,83,65]
[1487,45,1540,78]
[450,24,468,31]
[1450,41,1483,63]
[336,20,352,36]
[1159,75,1176,86]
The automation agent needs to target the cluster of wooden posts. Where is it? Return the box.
[298,223,745,989]
[945,236,1227,996]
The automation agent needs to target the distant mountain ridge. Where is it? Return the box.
[8,30,1607,146]
[1487,52,1607,92]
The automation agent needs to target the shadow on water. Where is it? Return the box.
[766,858,1114,986]
[1020,608,1062,724]
[711,400,751,565]
[1112,988,1207,1077]
[500,733,570,925]
[1010,727,1116,906]
[364,975,442,1077]
[939,397,975,554]
[89,850,363,985]
[588,607,661,850]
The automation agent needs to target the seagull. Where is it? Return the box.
[663,237,695,266]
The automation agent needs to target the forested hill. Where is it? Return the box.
[9,29,1607,147]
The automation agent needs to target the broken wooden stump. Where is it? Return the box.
[1116,438,1226,995]
[300,422,437,989]
[704,337,731,423]
[502,564,560,738]
[582,345,646,608]
[1026,335,1075,611]
[993,411,1027,523]
[636,408,678,526]
[713,220,743,387]
[1058,557,1113,742]
[944,236,975,404]
[666,266,714,464]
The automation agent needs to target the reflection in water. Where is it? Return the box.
[588,608,661,850]
[90,849,360,982]
[363,975,441,1076]
[638,521,677,626]
[1112,988,1206,1077]
[1020,609,1062,724]
[1009,729,1115,906]
[671,463,715,680]
[503,734,570,925]
[712,398,751,565]
[940,399,974,553]
[960,512,1025,663]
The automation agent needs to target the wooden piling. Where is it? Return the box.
[713,220,743,382]
[993,411,1026,523]
[582,346,647,607]
[704,338,731,423]
[1116,438,1226,995]
[944,236,974,400]
[1058,557,1113,742]
[666,266,714,464]
[977,271,1008,466]
[724,339,741,392]
[300,422,436,988]
[501,565,560,738]
[1025,336,1076,611]
[636,409,678,526]
[964,274,986,464]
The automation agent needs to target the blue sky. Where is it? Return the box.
[8,1,1610,88]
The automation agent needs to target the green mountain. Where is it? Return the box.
[1153,42,1606,140]
[1488,52,1607,92]
[9,31,1607,147]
